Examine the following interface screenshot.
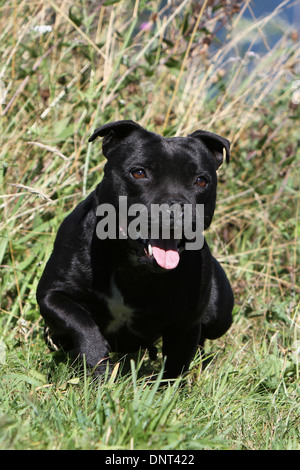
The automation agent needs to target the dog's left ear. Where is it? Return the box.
[189,130,230,169]
[88,120,141,157]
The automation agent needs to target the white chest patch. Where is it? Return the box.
[105,277,135,334]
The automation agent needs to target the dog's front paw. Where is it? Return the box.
[73,337,112,376]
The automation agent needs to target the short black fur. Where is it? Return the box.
[37,121,234,378]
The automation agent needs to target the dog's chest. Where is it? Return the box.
[104,277,135,334]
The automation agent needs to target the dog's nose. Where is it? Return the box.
[165,199,186,209]
[161,200,185,232]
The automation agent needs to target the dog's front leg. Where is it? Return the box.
[38,290,111,374]
[162,323,202,379]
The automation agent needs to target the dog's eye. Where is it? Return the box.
[196,176,208,187]
[132,169,147,179]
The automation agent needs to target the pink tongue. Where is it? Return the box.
[151,240,180,270]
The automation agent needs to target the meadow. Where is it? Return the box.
[0,0,299,450]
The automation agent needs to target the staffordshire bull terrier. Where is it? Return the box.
[37,120,234,378]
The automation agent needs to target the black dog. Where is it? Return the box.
[37,120,234,378]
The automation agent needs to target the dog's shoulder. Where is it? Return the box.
[63,189,97,225]
[38,190,100,293]
[54,190,98,243]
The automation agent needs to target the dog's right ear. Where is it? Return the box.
[88,120,141,157]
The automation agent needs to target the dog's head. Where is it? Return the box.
[89,120,230,271]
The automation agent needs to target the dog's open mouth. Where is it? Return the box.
[146,238,181,270]
[130,236,185,270]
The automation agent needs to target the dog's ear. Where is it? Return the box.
[88,120,141,157]
[189,130,230,169]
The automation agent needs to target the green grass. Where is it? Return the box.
[1,323,299,450]
[0,0,299,450]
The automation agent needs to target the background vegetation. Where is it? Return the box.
[0,0,299,450]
